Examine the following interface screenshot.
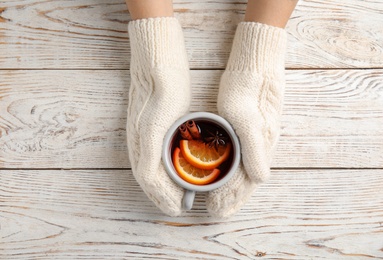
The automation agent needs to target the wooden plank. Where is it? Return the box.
[1,169,382,259]
[0,0,382,69]
[1,69,382,168]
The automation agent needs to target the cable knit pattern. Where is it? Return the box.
[207,22,287,218]
[126,17,191,216]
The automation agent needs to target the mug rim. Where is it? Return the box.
[162,112,241,192]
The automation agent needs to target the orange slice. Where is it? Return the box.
[180,140,231,170]
[172,147,221,185]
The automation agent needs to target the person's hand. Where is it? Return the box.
[206,22,287,217]
[127,18,191,216]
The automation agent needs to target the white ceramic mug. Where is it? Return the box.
[162,112,241,210]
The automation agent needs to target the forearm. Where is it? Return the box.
[126,0,173,20]
[244,0,298,28]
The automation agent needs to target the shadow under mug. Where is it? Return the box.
[162,112,241,210]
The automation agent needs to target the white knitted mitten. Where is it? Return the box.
[127,17,191,216]
[207,163,258,218]
[207,22,287,217]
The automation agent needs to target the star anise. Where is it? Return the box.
[204,130,228,151]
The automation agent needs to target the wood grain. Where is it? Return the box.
[1,69,382,168]
[1,1,382,259]
[1,169,382,259]
[0,0,382,69]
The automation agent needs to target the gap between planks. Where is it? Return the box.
[1,168,382,171]
[1,68,383,71]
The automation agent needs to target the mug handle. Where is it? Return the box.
[183,190,195,210]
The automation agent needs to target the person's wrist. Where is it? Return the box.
[127,0,173,20]
[244,0,298,28]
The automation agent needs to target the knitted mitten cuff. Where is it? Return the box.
[128,17,189,69]
[226,22,287,75]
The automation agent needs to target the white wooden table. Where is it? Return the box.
[1,0,382,259]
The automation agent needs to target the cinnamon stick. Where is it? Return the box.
[186,120,201,139]
[179,123,193,140]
